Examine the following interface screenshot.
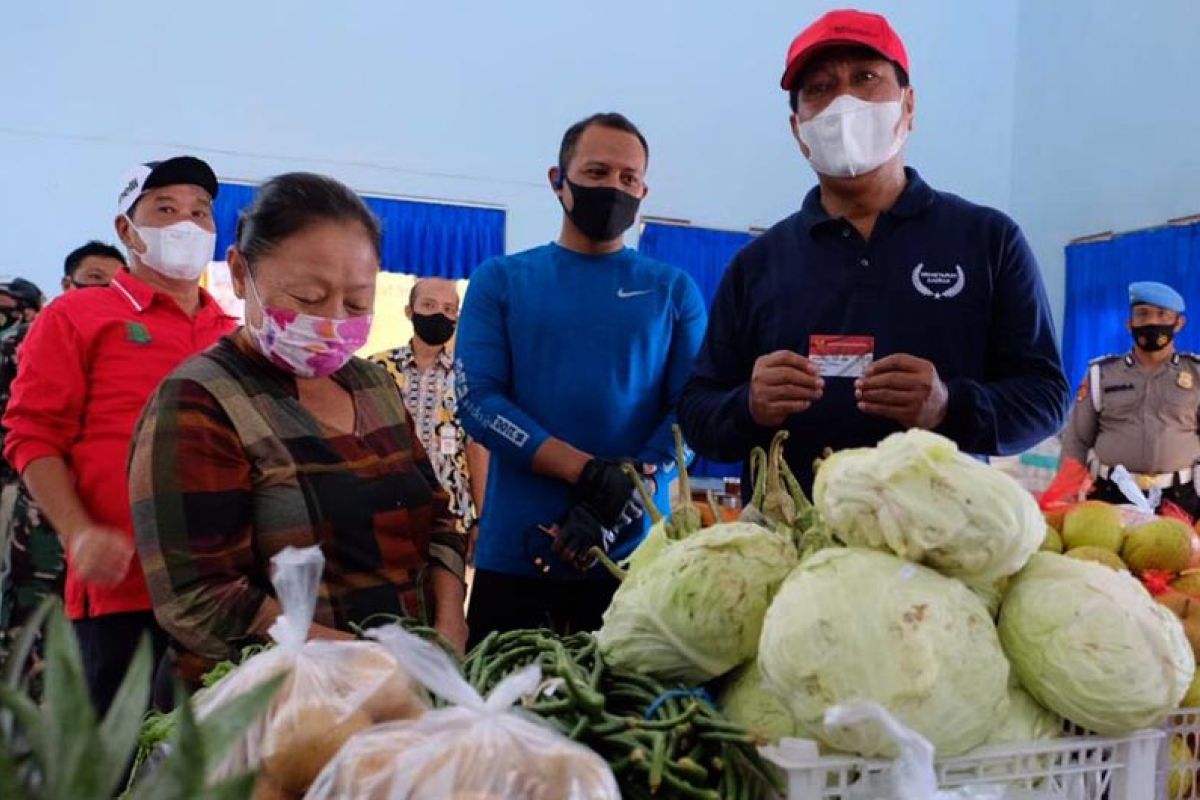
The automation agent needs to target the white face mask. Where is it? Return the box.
[796,92,909,178]
[126,217,215,281]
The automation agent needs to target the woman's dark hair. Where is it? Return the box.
[235,172,382,267]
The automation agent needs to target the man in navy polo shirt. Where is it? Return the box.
[679,9,1070,490]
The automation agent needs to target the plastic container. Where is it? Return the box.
[1158,708,1200,799]
[764,728,1163,799]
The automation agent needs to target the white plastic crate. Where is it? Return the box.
[1159,709,1200,799]
[764,729,1163,799]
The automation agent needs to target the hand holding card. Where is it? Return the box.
[749,350,825,427]
[855,353,949,430]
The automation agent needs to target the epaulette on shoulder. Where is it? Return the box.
[1089,354,1122,366]
[1180,352,1200,363]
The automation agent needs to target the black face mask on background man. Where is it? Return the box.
[1132,323,1177,353]
[561,178,641,243]
[412,312,456,347]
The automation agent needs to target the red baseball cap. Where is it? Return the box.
[780,9,909,91]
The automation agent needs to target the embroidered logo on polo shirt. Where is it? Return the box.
[911,263,966,300]
[125,321,152,345]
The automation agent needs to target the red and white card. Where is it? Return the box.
[809,335,874,378]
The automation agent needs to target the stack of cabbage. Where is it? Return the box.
[602,428,1195,759]
[764,430,1194,755]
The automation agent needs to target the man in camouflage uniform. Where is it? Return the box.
[1060,281,1199,518]
[0,276,53,670]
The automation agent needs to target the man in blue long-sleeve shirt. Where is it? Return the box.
[679,10,1069,492]
[456,113,707,646]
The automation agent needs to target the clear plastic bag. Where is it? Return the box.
[827,702,1061,800]
[1107,465,1163,520]
[194,546,427,797]
[305,626,620,800]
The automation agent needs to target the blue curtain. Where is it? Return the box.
[639,221,753,479]
[1063,223,1200,389]
[213,182,505,279]
[364,197,504,279]
[212,182,258,259]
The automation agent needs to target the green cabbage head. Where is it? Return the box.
[999,552,1194,735]
[813,430,1043,593]
[719,661,799,744]
[758,547,1010,757]
[597,522,797,684]
[985,684,1062,745]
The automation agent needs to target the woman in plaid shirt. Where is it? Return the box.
[129,173,468,684]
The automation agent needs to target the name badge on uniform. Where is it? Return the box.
[439,425,458,456]
[810,335,874,378]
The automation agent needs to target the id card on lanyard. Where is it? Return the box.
[439,424,458,457]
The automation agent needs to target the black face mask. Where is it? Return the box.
[0,309,23,333]
[561,178,641,243]
[412,312,456,347]
[1132,323,1177,353]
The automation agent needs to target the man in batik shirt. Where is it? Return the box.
[373,278,488,555]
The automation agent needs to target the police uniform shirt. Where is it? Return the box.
[1061,352,1200,474]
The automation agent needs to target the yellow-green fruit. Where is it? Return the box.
[1040,525,1064,554]
[1065,546,1126,571]
[1169,735,1196,799]
[1182,670,1200,708]
[1175,570,1200,597]
[1062,501,1124,553]
[1122,518,1195,573]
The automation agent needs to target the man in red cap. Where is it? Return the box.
[3,156,236,712]
[680,10,1069,491]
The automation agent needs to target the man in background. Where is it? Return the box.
[0,277,48,669]
[372,278,488,554]
[1,243,126,675]
[62,240,126,292]
[1060,281,1199,517]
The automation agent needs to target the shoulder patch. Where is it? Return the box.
[1075,377,1089,404]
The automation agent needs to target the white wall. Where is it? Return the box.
[1011,0,1200,330]
[0,0,1021,298]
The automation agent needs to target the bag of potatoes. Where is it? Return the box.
[305,626,619,800]
[194,546,427,799]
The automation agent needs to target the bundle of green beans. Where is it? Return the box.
[464,629,783,800]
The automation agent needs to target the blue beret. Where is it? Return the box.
[1129,281,1185,314]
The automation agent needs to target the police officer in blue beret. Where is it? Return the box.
[1061,281,1199,516]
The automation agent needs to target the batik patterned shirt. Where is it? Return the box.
[371,345,477,532]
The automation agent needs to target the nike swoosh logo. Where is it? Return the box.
[617,289,653,299]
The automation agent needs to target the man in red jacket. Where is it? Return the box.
[3,156,236,712]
